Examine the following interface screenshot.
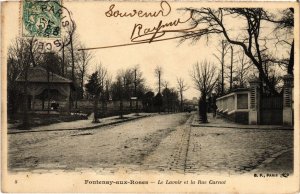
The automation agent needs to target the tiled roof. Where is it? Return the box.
[16,66,72,83]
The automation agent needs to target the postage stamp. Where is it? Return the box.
[22,0,62,38]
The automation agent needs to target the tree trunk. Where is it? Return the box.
[288,39,294,75]
[134,69,139,115]
[158,73,161,94]
[22,66,30,129]
[70,36,78,109]
[230,46,233,90]
[221,40,226,95]
[47,68,50,115]
[70,36,75,81]
[180,93,183,111]
[81,75,84,99]
[61,45,65,76]
[199,94,208,123]
[120,79,124,119]
[120,98,123,119]
[93,92,100,123]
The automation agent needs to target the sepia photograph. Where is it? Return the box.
[1,0,299,193]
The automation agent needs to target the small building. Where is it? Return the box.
[216,75,293,126]
[16,66,74,113]
[216,88,250,124]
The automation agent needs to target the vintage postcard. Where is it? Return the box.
[1,0,299,193]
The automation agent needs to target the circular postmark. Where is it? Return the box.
[22,0,75,53]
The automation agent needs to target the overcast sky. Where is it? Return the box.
[3,1,293,100]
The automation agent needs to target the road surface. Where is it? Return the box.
[8,113,293,174]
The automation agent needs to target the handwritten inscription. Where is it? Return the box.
[130,11,196,43]
[105,1,197,44]
[105,1,171,17]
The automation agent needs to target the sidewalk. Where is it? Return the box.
[8,113,154,134]
[251,149,293,174]
[191,113,293,130]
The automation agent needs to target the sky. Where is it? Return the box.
[2,1,294,100]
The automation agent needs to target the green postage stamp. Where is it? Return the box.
[22,0,62,38]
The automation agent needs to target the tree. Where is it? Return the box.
[65,22,78,108]
[190,61,218,123]
[153,93,163,113]
[181,8,293,95]
[176,77,189,111]
[154,66,163,94]
[8,37,37,129]
[142,91,155,112]
[264,8,294,75]
[7,46,23,116]
[229,46,234,91]
[213,40,229,95]
[65,22,77,81]
[59,28,73,77]
[213,72,223,97]
[162,87,171,113]
[112,69,129,118]
[85,64,107,123]
[154,66,163,113]
[162,87,179,113]
[233,51,252,88]
[76,44,93,99]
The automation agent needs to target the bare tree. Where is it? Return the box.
[213,40,229,95]
[154,66,163,113]
[213,72,223,97]
[76,44,93,99]
[264,8,294,75]
[59,33,71,77]
[65,22,78,109]
[233,51,252,88]
[85,64,107,123]
[162,87,179,113]
[229,46,234,91]
[154,66,163,94]
[162,80,169,90]
[181,8,293,95]
[176,77,189,111]
[190,61,218,123]
[113,69,130,119]
[65,22,77,81]
[103,74,112,115]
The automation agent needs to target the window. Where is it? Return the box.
[237,94,248,109]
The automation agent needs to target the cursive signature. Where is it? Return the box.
[105,1,171,18]
[130,10,197,43]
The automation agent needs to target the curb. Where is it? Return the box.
[8,115,151,134]
[190,124,293,130]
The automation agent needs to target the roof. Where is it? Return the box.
[16,66,72,84]
[231,88,250,92]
